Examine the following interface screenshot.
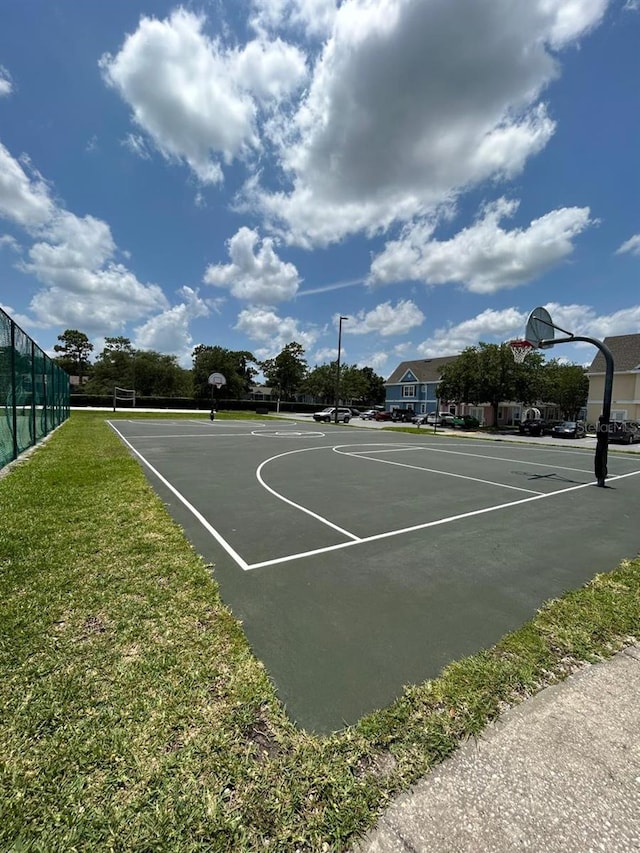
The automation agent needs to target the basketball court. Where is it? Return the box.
[108,417,640,732]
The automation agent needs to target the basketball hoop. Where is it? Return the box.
[509,340,534,364]
[208,372,227,390]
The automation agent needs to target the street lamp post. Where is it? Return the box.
[334,316,348,424]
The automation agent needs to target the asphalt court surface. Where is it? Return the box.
[110,418,640,732]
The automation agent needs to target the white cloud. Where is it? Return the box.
[232,37,308,104]
[345,299,425,336]
[312,346,338,362]
[133,286,210,366]
[250,0,338,38]
[235,305,319,356]
[623,0,640,11]
[369,199,593,293]
[543,302,640,340]
[367,350,389,372]
[0,143,54,229]
[616,234,640,256]
[0,234,20,252]
[204,226,300,302]
[122,133,151,160]
[251,0,606,245]
[101,9,306,184]
[0,66,13,97]
[416,307,528,357]
[0,141,168,333]
[21,210,167,329]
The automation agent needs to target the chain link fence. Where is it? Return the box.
[0,307,70,470]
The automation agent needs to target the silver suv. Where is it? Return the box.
[313,407,351,423]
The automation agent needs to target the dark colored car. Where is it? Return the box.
[373,410,393,421]
[451,415,480,430]
[609,421,640,444]
[519,418,562,436]
[391,409,416,422]
[519,418,546,436]
[551,420,586,439]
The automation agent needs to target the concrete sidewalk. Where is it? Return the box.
[353,646,640,852]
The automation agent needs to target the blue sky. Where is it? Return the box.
[0,0,638,379]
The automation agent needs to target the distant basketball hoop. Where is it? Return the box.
[508,340,534,364]
[207,372,227,421]
[208,372,226,390]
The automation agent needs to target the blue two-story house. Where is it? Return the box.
[384,356,459,416]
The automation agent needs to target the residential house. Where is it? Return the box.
[586,334,640,423]
[384,356,463,418]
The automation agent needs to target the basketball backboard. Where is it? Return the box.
[525,307,555,349]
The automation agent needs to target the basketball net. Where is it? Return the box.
[509,340,534,364]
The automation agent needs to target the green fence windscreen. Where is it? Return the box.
[0,307,70,470]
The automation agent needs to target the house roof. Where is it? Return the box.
[587,335,640,373]
[385,356,459,385]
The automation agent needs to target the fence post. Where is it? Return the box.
[10,319,18,461]
[30,340,37,446]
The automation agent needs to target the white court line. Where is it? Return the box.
[256,447,361,542]
[131,432,260,439]
[352,444,597,475]
[108,421,250,571]
[333,446,543,495]
[247,469,640,570]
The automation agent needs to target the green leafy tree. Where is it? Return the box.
[542,360,588,419]
[439,342,545,427]
[303,362,386,404]
[53,329,93,384]
[338,364,370,403]
[192,345,257,400]
[302,363,335,402]
[84,337,135,393]
[358,366,386,405]
[261,342,308,401]
[85,338,192,397]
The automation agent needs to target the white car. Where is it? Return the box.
[313,407,351,423]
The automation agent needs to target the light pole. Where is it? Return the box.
[334,315,348,423]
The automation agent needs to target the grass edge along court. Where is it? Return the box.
[1,411,639,852]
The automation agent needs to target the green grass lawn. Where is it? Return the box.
[1,411,639,851]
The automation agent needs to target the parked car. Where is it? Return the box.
[551,420,586,439]
[608,421,640,444]
[391,409,416,422]
[313,407,351,423]
[349,407,362,417]
[412,412,450,426]
[373,410,393,421]
[361,406,384,419]
[519,418,562,436]
[451,414,480,430]
[438,413,457,427]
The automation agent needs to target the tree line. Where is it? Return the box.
[438,342,589,421]
[53,331,387,405]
